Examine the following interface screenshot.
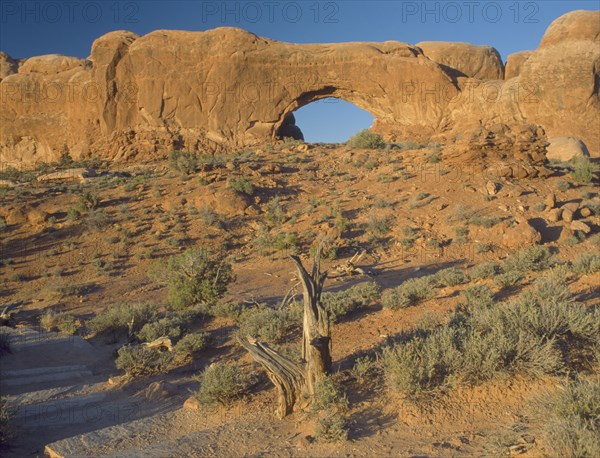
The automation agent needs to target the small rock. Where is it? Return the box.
[562,209,574,223]
[183,396,201,411]
[295,143,309,152]
[37,167,93,183]
[485,181,500,196]
[562,202,579,212]
[544,193,555,209]
[547,208,562,222]
[144,381,176,401]
[436,203,447,211]
[498,204,509,212]
[508,188,524,198]
[570,220,591,234]
[580,207,592,217]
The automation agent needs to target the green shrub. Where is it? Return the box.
[382,276,436,310]
[321,282,381,322]
[87,303,155,338]
[77,190,99,212]
[168,151,200,175]
[502,245,553,274]
[238,306,299,344]
[115,345,173,377]
[532,380,600,457]
[365,214,391,236]
[66,207,81,221]
[462,285,494,308]
[312,377,350,442]
[263,197,288,227]
[150,248,234,309]
[194,362,254,405]
[469,262,499,280]
[174,332,212,356]
[556,179,571,191]
[229,176,255,196]
[435,267,467,287]
[352,356,378,384]
[494,271,524,288]
[136,316,186,343]
[572,254,600,276]
[0,217,6,232]
[346,129,386,149]
[382,270,599,399]
[570,156,594,184]
[39,310,78,334]
[85,210,110,231]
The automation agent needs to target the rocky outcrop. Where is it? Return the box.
[417,41,504,80]
[0,10,598,165]
[505,51,533,79]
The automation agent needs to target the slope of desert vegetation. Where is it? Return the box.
[0,136,599,457]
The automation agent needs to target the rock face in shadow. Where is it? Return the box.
[1,10,598,165]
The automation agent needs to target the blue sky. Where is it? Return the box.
[1,1,597,142]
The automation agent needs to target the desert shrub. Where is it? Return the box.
[381,276,436,310]
[39,310,78,334]
[238,306,300,344]
[87,303,155,338]
[115,345,173,377]
[382,270,599,399]
[572,254,600,276]
[0,217,6,232]
[556,179,571,191]
[66,207,81,221]
[469,262,499,280]
[312,377,350,442]
[85,210,110,231]
[462,285,494,308]
[194,362,254,405]
[382,327,460,398]
[494,271,524,288]
[346,129,386,150]
[570,156,594,184]
[150,248,234,310]
[136,316,186,343]
[168,151,199,175]
[174,332,212,356]
[263,197,288,227]
[196,206,222,228]
[502,245,553,274]
[228,176,255,196]
[0,397,15,446]
[532,380,600,458]
[352,356,378,384]
[209,302,247,319]
[365,214,391,236]
[321,281,381,322]
[470,215,502,228]
[435,267,467,287]
[77,190,99,211]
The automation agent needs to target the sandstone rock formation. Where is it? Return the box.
[417,41,504,80]
[0,10,598,166]
[504,51,533,79]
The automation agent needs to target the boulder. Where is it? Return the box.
[539,10,600,48]
[547,208,562,223]
[505,51,533,79]
[544,193,556,209]
[546,137,590,161]
[570,220,591,234]
[27,208,49,226]
[194,188,251,217]
[143,381,176,401]
[502,217,541,249]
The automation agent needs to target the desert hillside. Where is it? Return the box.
[1,135,598,457]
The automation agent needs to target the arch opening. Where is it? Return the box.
[275,95,377,144]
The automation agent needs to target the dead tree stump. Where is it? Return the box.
[238,249,332,418]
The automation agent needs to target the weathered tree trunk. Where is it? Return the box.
[238,250,331,418]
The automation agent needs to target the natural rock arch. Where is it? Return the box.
[0,10,598,165]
